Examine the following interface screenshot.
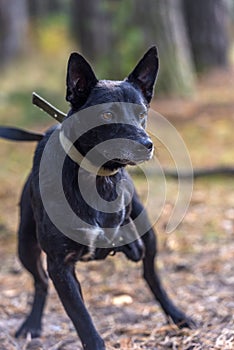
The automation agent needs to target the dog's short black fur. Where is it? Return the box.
[1,47,193,349]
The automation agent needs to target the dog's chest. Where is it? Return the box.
[69,170,132,226]
[72,171,133,253]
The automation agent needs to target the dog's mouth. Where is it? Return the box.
[111,159,137,167]
[111,156,147,166]
[103,148,154,167]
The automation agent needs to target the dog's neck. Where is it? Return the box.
[59,130,119,177]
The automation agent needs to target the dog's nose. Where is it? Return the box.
[143,139,153,152]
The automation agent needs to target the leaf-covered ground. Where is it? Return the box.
[0,68,234,349]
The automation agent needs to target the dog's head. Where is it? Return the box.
[63,47,159,172]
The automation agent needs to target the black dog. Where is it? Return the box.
[0,47,193,349]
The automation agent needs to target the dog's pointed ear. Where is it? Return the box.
[127,46,159,103]
[66,52,98,106]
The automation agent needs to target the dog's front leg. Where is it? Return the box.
[47,257,105,350]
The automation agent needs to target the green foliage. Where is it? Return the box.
[93,0,144,79]
[32,13,71,57]
[0,90,66,127]
[0,13,72,127]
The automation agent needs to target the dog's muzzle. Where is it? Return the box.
[103,137,154,166]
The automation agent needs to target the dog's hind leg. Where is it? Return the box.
[131,193,195,329]
[15,178,48,338]
[141,229,195,328]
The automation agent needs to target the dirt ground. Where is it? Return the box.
[0,68,234,349]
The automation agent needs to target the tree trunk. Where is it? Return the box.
[70,0,113,64]
[133,0,196,96]
[0,0,28,66]
[183,0,230,72]
[27,0,64,18]
[70,0,139,78]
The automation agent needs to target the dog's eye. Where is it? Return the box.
[101,112,113,121]
[139,111,147,120]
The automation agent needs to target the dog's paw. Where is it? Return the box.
[173,315,197,329]
[24,339,43,350]
[15,319,42,339]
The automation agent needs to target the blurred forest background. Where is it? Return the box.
[0,1,234,349]
[1,0,234,93]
